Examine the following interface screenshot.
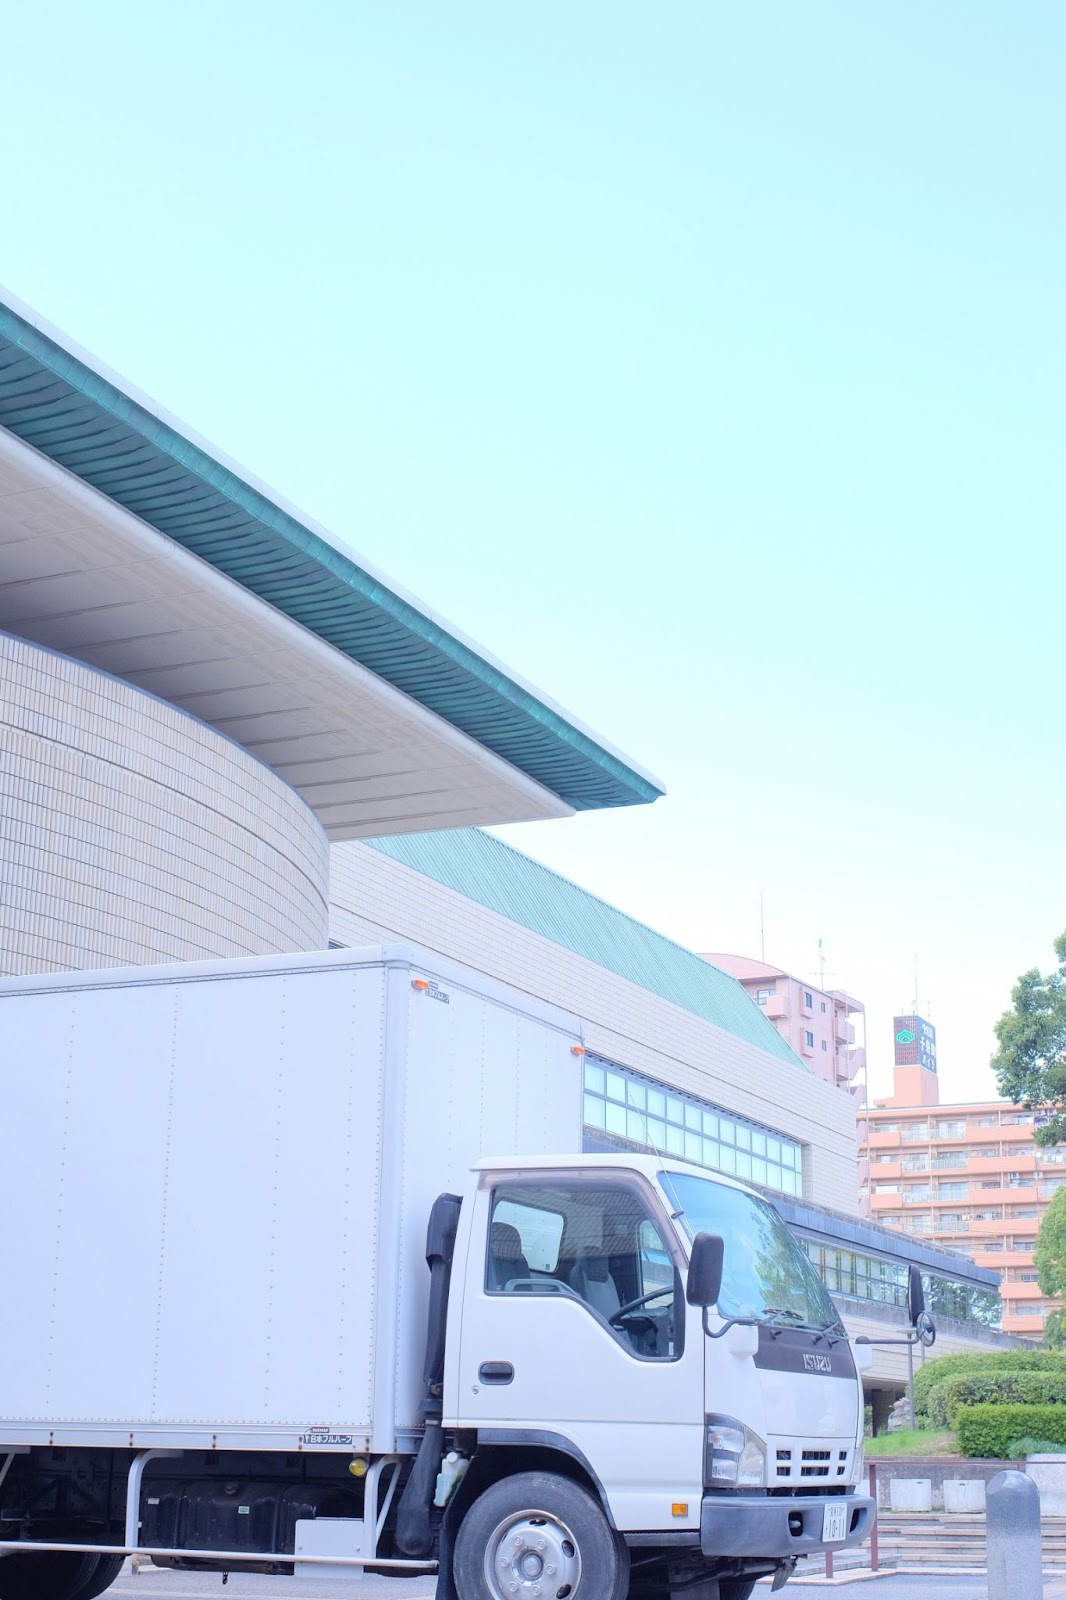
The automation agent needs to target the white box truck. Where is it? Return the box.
[0,945,875,1600]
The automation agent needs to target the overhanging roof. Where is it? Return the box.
[0,289,663,830]
[357,827,806,1067]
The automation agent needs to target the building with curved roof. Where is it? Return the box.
[0,288,659,974]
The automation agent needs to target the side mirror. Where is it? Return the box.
[908,1264,926,1326]
[686,1232,724,1307]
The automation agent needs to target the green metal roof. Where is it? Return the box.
[0,293,662,814]
[364,829,807,1068]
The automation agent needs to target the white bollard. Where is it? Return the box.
[987,1469,1042,1600]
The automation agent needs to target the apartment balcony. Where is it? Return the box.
[868,1129,902,1150]
[870,1191,904,1210]
[901,1159,929,1174]
[903,1189,932,1204]
[761,992,788,1021]
[834,1015,855,1045]
[971,1216,1011,1237]
[969,1153,1028,1175]
[966,1124,1012,1145]
[969,1184,1038,1206]
[934,1218,971,1235]
[1006,1279,1044,1301]
[931,1154,968,1171]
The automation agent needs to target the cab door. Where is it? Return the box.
[453,1171,704,1531]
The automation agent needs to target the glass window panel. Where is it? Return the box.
[735,1124,752,1151]
[605,1100,627,1136]
[584,1061,605,1094]
[627,1080,646,1110]
[685,1104,702,1131]
[703,1139,722,1169]
[735,1151,752,1180]
[685,1130,703,1162]
[666,1124,685,1155]
[667,1098,684,1126]
[628,1108,649,1143]
[751,1157,767,1186]
[647,1089,665,1119]
[752,1131,767,1158]
[702,1111,719,1138]
[646,1118,666,1148]
[606,1071,626,1103]
[583,1092,606,1129]
[720,1118,736,1146]
[718,1145,737,1174]
[767,1138,781,1165]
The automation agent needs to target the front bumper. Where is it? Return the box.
[700,1491,875,1559]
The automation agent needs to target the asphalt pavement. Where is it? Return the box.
[106,1565,1044,1600]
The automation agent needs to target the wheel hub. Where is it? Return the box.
[485,1510,582,1600]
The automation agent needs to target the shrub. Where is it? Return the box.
[915,1351,1066,1427]
[957,1404,1066,1459]
[1009,1437,1066,1458]
[941,1371,1066,1426]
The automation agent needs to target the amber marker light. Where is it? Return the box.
[571,1045,586,1056]
[412,979,430,991]
[672,1503,689,1518]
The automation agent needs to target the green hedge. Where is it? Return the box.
[942,1371,1066,1426]
[915,1351,1066,1427]
[957,1404,1066,1459]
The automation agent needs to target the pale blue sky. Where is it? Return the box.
[3,3,1064,1101]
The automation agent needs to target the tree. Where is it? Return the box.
[1044,1310,1066,1350]
[1036,1189,1066,1300]
[992,931,1066,1146]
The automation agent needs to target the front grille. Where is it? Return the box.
[772,1441,851,1484]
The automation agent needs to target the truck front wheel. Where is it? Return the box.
[454,1471,629,1600]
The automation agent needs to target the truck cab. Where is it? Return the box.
[424,1154,874,1600]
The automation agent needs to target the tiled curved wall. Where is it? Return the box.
[0,632,329,973]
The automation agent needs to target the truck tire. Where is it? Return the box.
[0,1552,101,1600]
[69,1556,126,1599]
[719,1585,756,1600]
[454,1471,629,1600]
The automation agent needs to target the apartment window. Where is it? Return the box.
[1015,1209,1038,1219]
[1021,1273,1039,1283]
[756,988,774,1005]
[984,1242,1004,1252]
[804,1030,815,1048]
[803,991,814,1008]
[1017,1306,1042,1316]
[581,1055,802,1198]
[901,1124,931,1142]
[1010,1241,1031,1252]
[881,1124,899,1133]
[1012,1115,1034,1125]
[937,1121,967,1139]
[820,1001,827,1013]
[821,1039,828,1051]
[937,1184,969,1200]
[978,1116,998,1127]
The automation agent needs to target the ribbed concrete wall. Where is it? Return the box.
[0,631,329,973]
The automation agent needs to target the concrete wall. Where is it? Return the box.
[330,840,858,1212]
[0,631,329,972]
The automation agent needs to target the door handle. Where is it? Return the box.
[478,1361,514,1384]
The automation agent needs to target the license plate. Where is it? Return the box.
[822,1503,848,1543]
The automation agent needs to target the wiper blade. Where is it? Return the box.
[762,1306,806,1323]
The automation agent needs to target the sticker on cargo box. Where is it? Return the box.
[300,1429,355,1446]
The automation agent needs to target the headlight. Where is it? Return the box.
[705,1414,767,1488]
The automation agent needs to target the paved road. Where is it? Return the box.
[107,1567,1014,1599]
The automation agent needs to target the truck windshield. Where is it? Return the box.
[663,1171,842,1332]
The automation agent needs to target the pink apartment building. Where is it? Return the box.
[702,955,866,1094]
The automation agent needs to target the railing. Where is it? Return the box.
[903,1190,931,1203]
[931,1155,968,1170]
[901,1127,931,1142]
[902,1159,929,1173]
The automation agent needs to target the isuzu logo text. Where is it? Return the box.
[802,1353,833,1374]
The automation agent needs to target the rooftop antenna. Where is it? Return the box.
[913,954,920,1014]
[760,892,766,962]
[817,938,827,990]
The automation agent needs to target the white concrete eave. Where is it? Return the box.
[0,427,573,839]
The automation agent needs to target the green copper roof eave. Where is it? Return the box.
[0,296,664,813]
[361,828,809,1071]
